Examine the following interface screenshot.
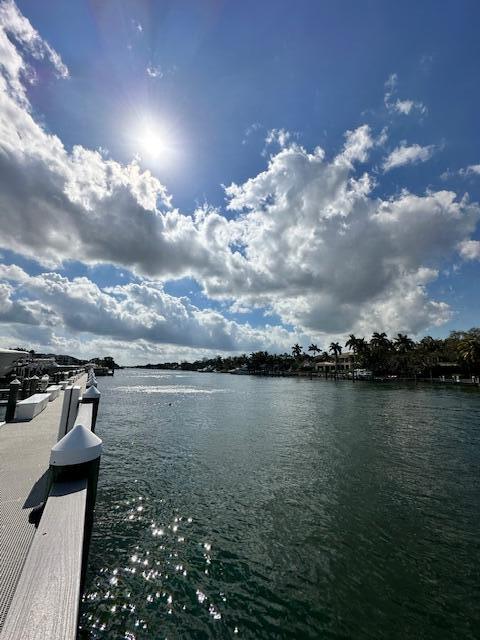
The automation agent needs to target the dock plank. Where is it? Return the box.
[0,481,87,640]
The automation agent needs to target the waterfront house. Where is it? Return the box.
[314,352,355,374]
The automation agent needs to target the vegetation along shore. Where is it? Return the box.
[131,328,480,383]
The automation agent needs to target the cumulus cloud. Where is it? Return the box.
[222,145,478,337]
[383,142,436,171]
[0,4,260,289]
[0,2,479,356]
[0,266,306,354]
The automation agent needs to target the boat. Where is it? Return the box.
[354,369,373,380]
[228,366,249,375]
[0,348,28,377]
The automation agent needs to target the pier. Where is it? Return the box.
[0,370,102,639]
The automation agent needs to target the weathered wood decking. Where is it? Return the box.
[0,374,87,636]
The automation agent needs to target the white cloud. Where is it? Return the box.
[338,124,374,164]
[262,128,299,156]
[458,240,480,261]
[0,0,68,105]
[228,301,252,314]
[265,128,292,148]
[222,144,478,337]
[460,164,480,177]
[0,266,307,357]
[146,65,163,78]
[384,74,426,116]
[242,122,262,145]
[441,164,480,180]
[383,142,436,171]
[394,99,415,115]
[0,3,479,355]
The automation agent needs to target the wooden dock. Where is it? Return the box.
[0,372,99,638]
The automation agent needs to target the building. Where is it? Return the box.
[314,352,355,374]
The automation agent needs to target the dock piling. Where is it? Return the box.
[30,375,39,395]
[82,385,101,432]
[5,378,21,422]
[21,376,30,399]
[50,421,103,590]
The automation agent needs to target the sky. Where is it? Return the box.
[0,0,479,364]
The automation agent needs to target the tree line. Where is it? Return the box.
[137,328,480,377]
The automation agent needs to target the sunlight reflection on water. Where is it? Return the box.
[113,385,231,395]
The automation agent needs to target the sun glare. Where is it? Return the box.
[130,117,178,166]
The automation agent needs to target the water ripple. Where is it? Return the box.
[79,371,480,639]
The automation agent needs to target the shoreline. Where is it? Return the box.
[127,367,480,388]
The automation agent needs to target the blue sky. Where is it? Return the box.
[0,0,479,363]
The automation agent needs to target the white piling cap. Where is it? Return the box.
[83,385,100,398]
[50,424,102,466]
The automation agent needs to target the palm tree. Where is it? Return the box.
[345,334,361,381]
[356,337,368,355]
[292,343,303,359]
[345,334,358,352]
[329,342,342,378]
[393,333,416,377]
[416,337,433,380]
[458,337,480,374]
[308,343,320,359]
[394,333,415,353]
[371,332,391,349]
[369,332,393,376]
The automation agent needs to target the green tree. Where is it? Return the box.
[371,332,391,349]
[308,343,320,359]
[458,336,480,374]
[292,344,303,359]
[329,342,342,378]
[394,333,415,353]
[393,333,416,376]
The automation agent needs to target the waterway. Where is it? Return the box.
[79,369,480,639]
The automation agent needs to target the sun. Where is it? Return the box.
[137,125,166,159]
[131,117,176,164]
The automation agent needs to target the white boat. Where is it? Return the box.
[229,366,249,375]
[354,368,373,380]
[0,348,28,377]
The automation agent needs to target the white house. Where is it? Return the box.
[314,352,355,374]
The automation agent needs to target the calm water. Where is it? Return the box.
[79,370,480,639]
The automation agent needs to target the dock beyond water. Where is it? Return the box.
[0,373,87,635]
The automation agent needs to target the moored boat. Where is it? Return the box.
[0,348,28,377]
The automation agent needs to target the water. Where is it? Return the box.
[79,370,480,639]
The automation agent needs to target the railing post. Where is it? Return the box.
[82,386,101,433]
[86,372,97,388]
[58,385,73,440]
[66,386,81,433]
[50,424,103,589]
[5,378,21,422]
[30,374,39,395]
[21,377,30,400]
